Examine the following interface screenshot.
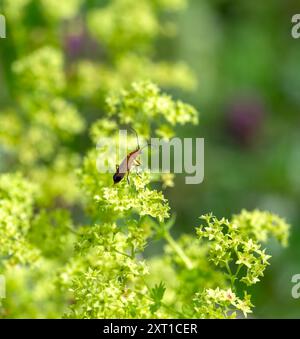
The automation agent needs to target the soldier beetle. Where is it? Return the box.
[113,128,149,184]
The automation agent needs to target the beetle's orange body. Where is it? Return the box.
[113,148,142,184]
[113,128,146,184]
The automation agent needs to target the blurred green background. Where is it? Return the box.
[169,0,300,318]
[0,0,300,318]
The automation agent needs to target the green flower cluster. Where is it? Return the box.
[70,57,196,104]
[232,209,290,247]
[87,0,186,56]
[65,82,198,318]
[0,173,39,266]
[65,82,289,318]
[193,288,253,319]
[0,0,196,207]
[0,174,75,317]
[196,213,289,287]
[67,223,152,318]
[12,47,66,95]
[106,81,198,136]
[0,81,291,318]
[0,0,292,319]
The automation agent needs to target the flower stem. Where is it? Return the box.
[225,262,235,290]
[164,231,193,270]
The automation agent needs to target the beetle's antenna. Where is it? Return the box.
[140,142,156,151]
[129,127,140,149]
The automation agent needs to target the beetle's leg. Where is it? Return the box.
[126,172,130,184]
[134,163,142,177]
[134,159,141,166]
[133,159,142,177]
[126,159,131,184]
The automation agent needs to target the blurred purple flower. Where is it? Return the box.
[226,96,265,147]
[64,25,100,60]
[65,34,85,57]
